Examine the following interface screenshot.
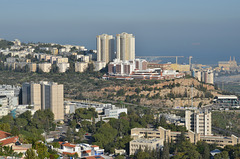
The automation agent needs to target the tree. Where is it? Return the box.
[0,123,11,132]
[66,127,73,142]
[162,142,169,159]
[203,142,210,159]
[135,88,141,94]
[24,148,38,159]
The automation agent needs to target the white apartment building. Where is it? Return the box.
[38,63,52,73]
[108,59,135,75]
[104,106,128,119]
[75,62,88,72]
[97,34,115,63]
[93,61,106,71]
[116,32,135,61]
[185,109,212,135]
[57,63,70,73]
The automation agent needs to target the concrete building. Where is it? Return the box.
[30,83,42,111]
[201,70,214,84]
[104,105,127,119]
[97,34,115,63]
[192,69,214,84]
[38,63,52,73]
[131,126,240,148]
[192,70,201,81]
[116,32,135,61]
[0,85,20,107]
[213,95,239,106]
[135,59,148,70]
[27,63,37,72]
[185,109,212,136]
[75,62,88,73]
[51,48,58,55]
[218,56,238,71]
[56,57,69,64]
[108,59,135,75]
[129,138,164,155]
[21,82,64,120]
[57,63,70,73]
[93,61,106,71]
[171,64,190,72]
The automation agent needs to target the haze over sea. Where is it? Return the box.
[0,0,239,65]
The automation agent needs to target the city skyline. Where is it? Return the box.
[1,0,240,64]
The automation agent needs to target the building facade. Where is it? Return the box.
[185,109,212,136]
[21,82,64,120]
[96,34,115,63]
[116,32,135,61]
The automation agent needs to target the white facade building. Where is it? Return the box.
[57,63,70,73]
[116,32,135,61]
[97,34,115,63]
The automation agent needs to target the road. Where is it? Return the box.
[212,126,240,137]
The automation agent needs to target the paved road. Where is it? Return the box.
[212,126,240,137]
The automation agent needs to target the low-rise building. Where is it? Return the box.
[94,61,106,71]
[75,62,88,72]
[129,138,164,155]
[38,63,52,73]
[57,62,70,73]
[27,63,37,72]
[57,142,104,158]
[131,126,240,148]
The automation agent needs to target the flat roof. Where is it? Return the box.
[215,95,238,99]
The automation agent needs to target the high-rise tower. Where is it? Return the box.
[116,32,135,61]
[21,81,64,120]
[96,34,115,63]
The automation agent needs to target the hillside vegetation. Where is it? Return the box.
[0,70,221,107]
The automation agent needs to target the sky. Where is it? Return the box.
[0,0,240,64]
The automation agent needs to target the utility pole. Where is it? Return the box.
[191,85,193,107]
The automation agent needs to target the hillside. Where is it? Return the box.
[84,77,221,108]
[0,70,221,107]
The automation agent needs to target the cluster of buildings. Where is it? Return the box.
[0,82,63,120]
[96,33,186,80]
[0,85,36,118]
[129,109,240,155]
[64,100,127,120]
[215,56,239,72]
[192,69,214,84]
[0,130,32,157]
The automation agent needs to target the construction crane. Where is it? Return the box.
[136,56,184,64]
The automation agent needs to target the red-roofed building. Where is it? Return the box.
[57,142,104,158]
[0,136,19,146]
[0,130,11,140]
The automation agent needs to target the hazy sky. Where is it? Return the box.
[1,0,240,64]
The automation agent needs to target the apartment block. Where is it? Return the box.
[97,34,115,63]
[38,63,52,73]
[57,63,70,73]
[93,61,106,71]
[21,82,64,120]
[185,109,212,135]
[27,63,37,72]
[75,62,88,72]
[116,32,135,61]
